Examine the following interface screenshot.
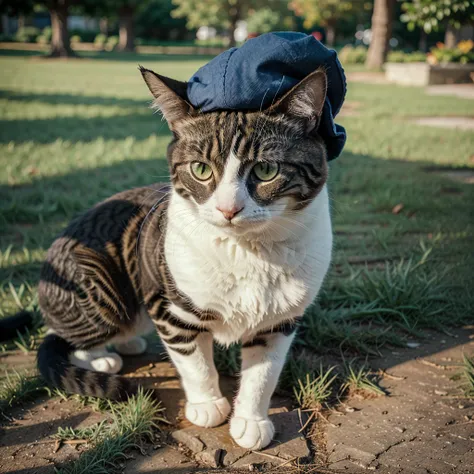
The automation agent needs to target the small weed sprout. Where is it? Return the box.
[294,365,337,410]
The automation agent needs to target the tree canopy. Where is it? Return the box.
[401,0,474,33]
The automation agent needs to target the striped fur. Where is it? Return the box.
[36,68,332,451]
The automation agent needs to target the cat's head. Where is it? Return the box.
[141,66,328,238]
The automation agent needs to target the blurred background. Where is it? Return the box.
[0,0,473,63]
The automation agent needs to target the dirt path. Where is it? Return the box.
[0,327,472,473]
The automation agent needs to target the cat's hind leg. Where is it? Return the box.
[113,309,155,355]
[70,348,123,374]
[114,336,148,355]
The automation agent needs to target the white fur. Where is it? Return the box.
[164,156,332,449]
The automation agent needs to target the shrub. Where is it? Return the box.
[94,33,107,49]
[14,27,40,43]
[36,26,52,45]
[105,35,119,51]
[69,29,97,43]
[70,35,82,44]
[428,40,474,65]
[0,34,14,42]
[338,45,367,64]
[387,50,427,63]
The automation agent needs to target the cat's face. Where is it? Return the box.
[141,67,328,237]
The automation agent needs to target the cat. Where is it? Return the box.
[36,66,333,450]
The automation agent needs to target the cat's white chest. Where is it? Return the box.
[164,187,332,343]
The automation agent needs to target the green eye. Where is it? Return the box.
[191,162,213,181]
[253,162,279,181]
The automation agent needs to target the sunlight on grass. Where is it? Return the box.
[293,366,337,410]
[56,389,166,474]
[0,370,45,414]
[340,360,386,397]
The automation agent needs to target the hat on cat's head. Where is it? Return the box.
[187,32,347,161]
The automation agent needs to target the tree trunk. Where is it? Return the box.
[18,15,25,30]
[418,29,427,52]
[228,3,242,47]
[49,1,76,58]
[444,24,459,48]
[100,17,108,36]
[365,0,395,69]
[325,22,336,47]
[118,6,135,52]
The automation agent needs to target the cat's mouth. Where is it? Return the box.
[210,216,269,235]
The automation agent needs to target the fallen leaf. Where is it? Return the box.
[392,203,404,214]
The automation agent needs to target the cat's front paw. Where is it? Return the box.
[229,416,275,450]
[185,397,231,428]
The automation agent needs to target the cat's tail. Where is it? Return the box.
[37,334,138,401]
[0,310,36,342]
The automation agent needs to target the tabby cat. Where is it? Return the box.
[36,66,332,450]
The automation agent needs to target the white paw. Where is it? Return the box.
[90,353,123,374]
[114,336,147,355]
[185,397,231,428]
[229,417,275,450]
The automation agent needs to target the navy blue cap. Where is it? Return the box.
[187,32,347,160]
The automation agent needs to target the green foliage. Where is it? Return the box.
[94,33,108,48]
[171,0,287,31]
[135,0,189,41]
[105,35,119,51]
[70,35,82,44]
[293,365,337,409]
[0,0,34,16]
[214,343,241,375]
[14,26,40,43]
[340,360,386,397]
[429,40,474,64]
[339,45,368,64]
[290,0,370,28]
[387,50,427,63]
[56,389,166,474]
[36,26,52,45]
[0,371,45,414]
[461,355,473,398]
[401,0,474,33]
[246,7,280,34]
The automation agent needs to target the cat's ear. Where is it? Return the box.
[139,66,195,128]
[267,68,327,133]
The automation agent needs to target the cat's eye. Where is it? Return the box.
[190,162,213,181]
[253,162,279,182]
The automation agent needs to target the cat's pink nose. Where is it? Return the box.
[216,205,244,221]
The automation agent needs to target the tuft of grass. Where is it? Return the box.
[56,388,166,474]
[214,343,241,376]
[53,421,108,444]
[0,371,45,414]
[340,360,386,397]
[299,254,468,356]
[293,365,337,410]
[462,355,474,399]
[58,436,131,474]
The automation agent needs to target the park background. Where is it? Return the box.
[0,1,473,473]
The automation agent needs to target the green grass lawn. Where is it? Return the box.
[0,48,473,472]
[1,49,473,332]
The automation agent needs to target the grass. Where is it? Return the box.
[0,370,45,414]
[56,389,166,474]
[340,360,386,397]
[462,355,474,399]
[294,366,337,410]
